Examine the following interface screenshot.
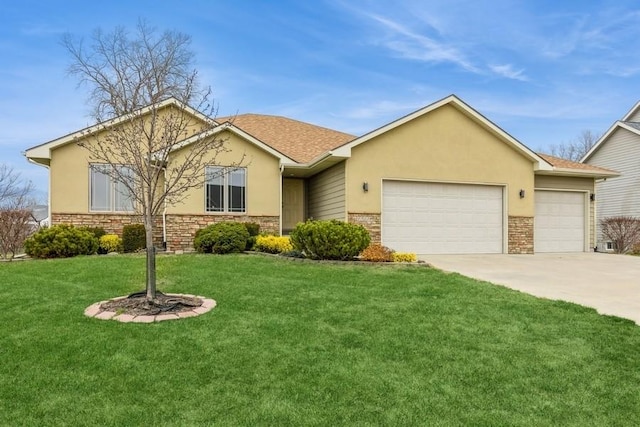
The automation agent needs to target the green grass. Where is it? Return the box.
[1,254,639,426]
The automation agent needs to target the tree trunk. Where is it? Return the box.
[145,218,157,300]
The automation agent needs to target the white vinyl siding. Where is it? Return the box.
[382,181,504,254]
[534,190,586,252]
[308,162,345,220]
[585,128,640,248]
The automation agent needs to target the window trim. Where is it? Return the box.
[204,166,247,214]
[89,163,135,213]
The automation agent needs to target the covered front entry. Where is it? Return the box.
[534,190,586,252]
[282,178,305,234]
[382,180,504,254]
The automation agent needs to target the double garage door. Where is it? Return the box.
[382,181,504,254]
[382,181,587,254]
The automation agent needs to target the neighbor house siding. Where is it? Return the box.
[585,128,640,248]
[307,162,346,220]
[626,111,640,122]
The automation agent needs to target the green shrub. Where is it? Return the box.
[24,224,98,258]
[290,219,370,260]
[99,234,123,253]
[243,222,261,250]
[243,222,261,237]
[360,243,394,262]
[79,226,106,240]
[122,224,146,253]
[194,222,250,254]
[254,235,293,254]
[392,252,417,263]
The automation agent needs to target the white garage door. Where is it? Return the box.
[382,181,504,254]
[534,190,585,253]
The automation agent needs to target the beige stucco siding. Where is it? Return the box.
[308,162,346,220]
[345,104,535,216]
[50,141,91,213]
[169,130,281,216]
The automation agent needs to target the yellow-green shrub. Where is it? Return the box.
[99,234,123,253]
[255,235,293,254]
[392,252,417,263]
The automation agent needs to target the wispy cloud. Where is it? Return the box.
[367,14,480,73]
[489,64,528,81]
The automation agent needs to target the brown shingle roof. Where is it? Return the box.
[538,153,616,174]
[216,114,355,163]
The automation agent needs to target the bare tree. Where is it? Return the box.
[0,164,37,260]
[64,21,240,300]
[600,216,640,254]
[547,130,600,162]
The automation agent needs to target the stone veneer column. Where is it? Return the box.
[348,212,381,243]
[508,216,534,254]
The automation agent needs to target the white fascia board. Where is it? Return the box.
[24,97,213,161]
[621,100,640,121]
[330,94,553,171]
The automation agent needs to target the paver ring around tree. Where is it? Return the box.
[84,291,216,323]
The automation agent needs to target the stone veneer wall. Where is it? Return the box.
[348,212,381,243]
[52,213,163,245]
[508,216,534,254]
[164,215,279,252]
[52,213,279,252]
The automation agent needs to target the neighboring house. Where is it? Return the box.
[582,101,640,251]
[25,95,616,254]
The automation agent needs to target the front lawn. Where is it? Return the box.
[1,254,639,425]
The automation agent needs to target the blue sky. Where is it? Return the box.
[2,0,640,196]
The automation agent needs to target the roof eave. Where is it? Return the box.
[535,168,619,179]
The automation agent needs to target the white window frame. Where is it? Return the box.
[89,164,135,212]
[205,166,247,214]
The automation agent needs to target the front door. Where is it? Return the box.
[282,178,305,233]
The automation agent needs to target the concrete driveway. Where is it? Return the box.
[421,253,640,325]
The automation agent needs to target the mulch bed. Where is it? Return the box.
[100,291,203,316]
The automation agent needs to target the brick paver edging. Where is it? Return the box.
[84,294,216,323]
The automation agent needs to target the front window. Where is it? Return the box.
[90,164,135,212]
[206,166,246,213]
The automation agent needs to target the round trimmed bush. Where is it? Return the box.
[122,224,146,253]
[99,234,123,253]
[194,222,250,254]
[24,224,99,258]
[290,219,371,260]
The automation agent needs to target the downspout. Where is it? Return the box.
[279,163,284,236]
[162,167,167,250]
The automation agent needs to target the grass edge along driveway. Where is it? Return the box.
[1,254,639,426]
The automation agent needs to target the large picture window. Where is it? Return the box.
[90,164,135,212]
[205,166,246,213]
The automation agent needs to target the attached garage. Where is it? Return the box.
[382,180,504,254]
[534,190,586,252]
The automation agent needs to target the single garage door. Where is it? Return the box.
[534,190,585,252]
[382,181,504,254]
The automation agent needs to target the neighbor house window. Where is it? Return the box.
[90,164,135,212]
[205,166,246,213]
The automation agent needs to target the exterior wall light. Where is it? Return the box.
[590,193,595,201]
[519,189,525,198]
[362,182,369,192]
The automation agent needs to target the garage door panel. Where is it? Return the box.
[535,190,585,253]
[382,181,504,254]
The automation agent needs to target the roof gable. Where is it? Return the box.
[581,120,640,162]
[330,94,553,171]
[25,97,213,164]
